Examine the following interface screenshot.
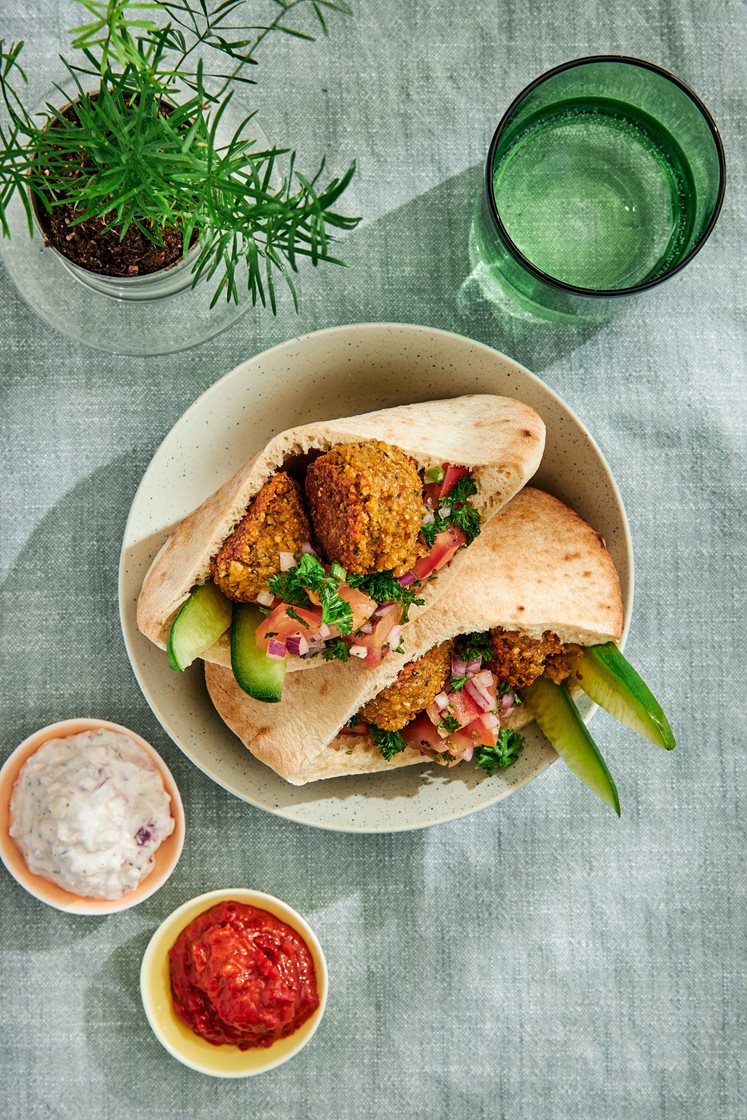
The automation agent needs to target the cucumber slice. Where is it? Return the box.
[231,602,286,703]
[525,677,620,815]
[167,584,232,671]
[571,643,675,751]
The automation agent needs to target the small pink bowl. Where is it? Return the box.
[0,717,185,915]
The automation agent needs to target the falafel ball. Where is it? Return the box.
[359,640,453,731]
[210,471,310,603]
[305,440,424,575]
[489,628,582,690]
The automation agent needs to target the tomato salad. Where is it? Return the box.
[345,629,582,774]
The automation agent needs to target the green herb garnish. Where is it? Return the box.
[421,473,480,548]
[269,553,353,634]
[458,631,493,664]
[449,674,469,692]
[321,637,350,662]
[438,714,460,733]
[370,724,407,761]
[347,570,424,623]
[475,729,525,775]
[285,606,310,629]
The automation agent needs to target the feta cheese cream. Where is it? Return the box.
[9,729,175,900]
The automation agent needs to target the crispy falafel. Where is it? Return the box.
[305,441,425,576]
[489,628,581,690]
[210,472,310,603]
[359,640,453,731]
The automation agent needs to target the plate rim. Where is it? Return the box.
[119,321,633,832]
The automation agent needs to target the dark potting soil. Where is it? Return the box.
[34,101,190,278]
[37,202,187,276]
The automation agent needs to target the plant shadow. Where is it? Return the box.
[284,164,604,377]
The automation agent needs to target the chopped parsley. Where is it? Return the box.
[421,473,480,548]
[438,714,460,733]
[370,724,407,761]
[285,606,310,629]
[269,553,353,634]
[347,570,424,623]
[346,713,362,728]
[475,729,525,775]
[449,674,469,692]
[458,631,493,664]
[321,637,351,662]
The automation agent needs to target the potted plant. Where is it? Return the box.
[0,0,358,350]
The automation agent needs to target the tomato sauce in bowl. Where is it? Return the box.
[169,899,319,1050]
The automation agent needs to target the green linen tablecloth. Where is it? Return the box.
[0,2,744,1117]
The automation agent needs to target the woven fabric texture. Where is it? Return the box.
[0,1,744,1117]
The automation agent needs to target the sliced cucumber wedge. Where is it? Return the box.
[167,583,232,672]
[571,643,675,751]
[525,676,620,815]
[231,602,286,703]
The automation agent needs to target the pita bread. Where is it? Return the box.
[137,395,545,667]
[205,488,624,784]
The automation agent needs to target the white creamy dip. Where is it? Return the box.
[9,729,175,900]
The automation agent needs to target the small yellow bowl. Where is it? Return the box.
[0,718,185,915]
[140,888,328,1077]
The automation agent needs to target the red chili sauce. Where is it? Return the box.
[169,900,319,1050]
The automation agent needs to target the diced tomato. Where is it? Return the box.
[305,582,376,630]
[255,602,324,649]
[447,689,482,728]
[341,721,369,736]
[338,584,377,629]
[461,715,499,747]
[352,608,402,668]
[401,713,446,754]
[413,525,466,581]
[438,464,470,499]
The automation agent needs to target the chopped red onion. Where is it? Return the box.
[435,691,450,710]
[461,744,474,763]
[438,505,451,518]
[279,551,297,571]
[465,658,482,674]
[482,712,500,730]
[374,602,396,618]
[451,656,468,677]
[398,571,417,587]
[286,634,309,656]
[501,693,515,715]
[267,638,286,659]
[349,644,368,659]
[256,589,274,608]
[307,639,325,654]
[465,679,493,711]
[388,625,402,649]
[474,669,494,687]
[360,621,374,635]
[300,541,318,555]
[318,623,331,639]
[426,701,442,726]
[422,511,435,525]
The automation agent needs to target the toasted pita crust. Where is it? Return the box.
[205,488,624,784]
[137,395,545,668]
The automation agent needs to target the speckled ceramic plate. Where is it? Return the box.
[119,323,633,832]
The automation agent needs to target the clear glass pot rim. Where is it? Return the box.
[484,54,727,299]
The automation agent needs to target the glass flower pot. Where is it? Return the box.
[0,80,273,355]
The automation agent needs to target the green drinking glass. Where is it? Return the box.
[470,56,725,323]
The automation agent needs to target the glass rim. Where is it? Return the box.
[485,54,726,298]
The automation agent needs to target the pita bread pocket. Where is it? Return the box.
[205,488,629,785]
[137,394,545,680]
